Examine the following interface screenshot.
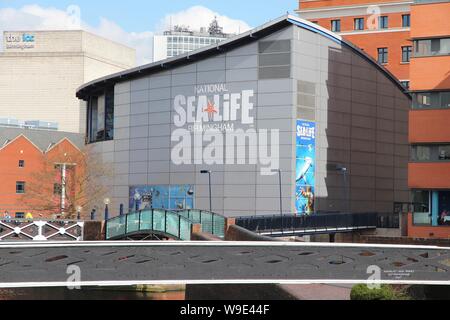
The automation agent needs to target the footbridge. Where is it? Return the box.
[0,241,449,288]
[106,209,227,240]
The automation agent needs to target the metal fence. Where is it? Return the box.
[236,212,380,236]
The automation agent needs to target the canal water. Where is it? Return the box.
[0,287,185,300]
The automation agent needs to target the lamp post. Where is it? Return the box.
[104,198,111,221]
[336,166,349,213]
[277,169,284,233]
[200,170,212,212]
[90,209,96,221]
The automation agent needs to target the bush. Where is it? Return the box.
[351,284,410,300]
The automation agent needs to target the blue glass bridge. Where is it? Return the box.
[105,209,227,241]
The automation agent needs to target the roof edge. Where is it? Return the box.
[76,14,410,100]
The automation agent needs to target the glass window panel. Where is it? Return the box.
[438,191,450,226]
[105,89,114,141]
[354,18,364,30]
[379,16,388,29]
[439,145,450,160]
[89,97,98,142]
[331,20,341,32]
[412,190,430,213]
[442,92,450,108]
[402,14,410,27]
[412,145,431,161]
[431,39,441,54]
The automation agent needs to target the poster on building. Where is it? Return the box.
[295,120,316,216]
[129,185,195,212]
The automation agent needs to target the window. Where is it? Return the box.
[16,181,25,194]
[54,183,62,195]
[400,81,410,90]
[412,190,431,225]
[377,47,388,64]
[87,88,114,143]
[354,18,364,30]
[402,46,412,63]
[411,145,431,162]
[18,160,25,168]
[402,14,410,28]
[439,145,450,160]
[331,20,341,32]
[411,144,450,162]
[413,190,450,226]
[379,16,389,29]
[15,212,25,219]
[414,38,450,57]
[412,91,450,109]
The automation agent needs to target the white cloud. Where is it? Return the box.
[158,5,251,35]
[0,4,251,65]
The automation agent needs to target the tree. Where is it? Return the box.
[20,141,112,220]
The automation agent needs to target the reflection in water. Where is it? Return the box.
[0,287,185,300]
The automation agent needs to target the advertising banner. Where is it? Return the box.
[129,185,195,211]
[295,120,316,216]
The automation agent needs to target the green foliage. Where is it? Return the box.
[351,284,410,300]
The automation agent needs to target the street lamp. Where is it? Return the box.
[278,169,283,233]
[336,165,349,213]
[200,170,212,212]
[104,198,111,221]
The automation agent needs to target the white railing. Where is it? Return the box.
[0,220,84,241]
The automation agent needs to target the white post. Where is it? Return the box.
[61,163,67,217]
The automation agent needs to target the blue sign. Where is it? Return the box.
[295,120,316,216]
[22,34,35,42]
[130,185,195,211]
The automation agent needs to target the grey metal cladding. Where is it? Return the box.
[259,40,291,53]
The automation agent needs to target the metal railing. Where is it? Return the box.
[174,209,226,238]
[0,219,84,241]
[377,212,400,229]
[236,212,379,237]
[106,209,194,240]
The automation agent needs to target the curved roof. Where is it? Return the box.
[76,14,410,100]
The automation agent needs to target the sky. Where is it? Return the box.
[0,0,297,64]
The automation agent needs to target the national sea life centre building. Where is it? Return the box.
[76,15,411,218]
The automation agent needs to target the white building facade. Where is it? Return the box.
[0,30,136,133]
[153,20,232,62]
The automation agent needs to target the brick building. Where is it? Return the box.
[0,128,85,219]
[297,0,450,239]
[408,0,450,239]
[296,0,412,88]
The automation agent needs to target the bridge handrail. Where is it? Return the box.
[106,209,195,240]
[235,212,380,235]
[172,209,226,238]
